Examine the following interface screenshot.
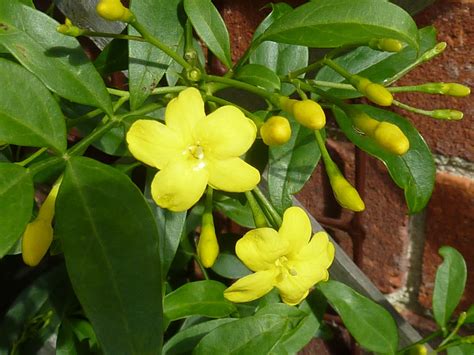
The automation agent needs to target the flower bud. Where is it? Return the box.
[443,83,471,97]
[351,76,393,106]
[197,223,219,268]
[369,38,403,52]
[292,100,326,130]
[22,219,54,267]
[351,111,379,136]
[56,18,85,37]
[96,0,133,22]
[373,122,410,155]
[406,344,427,355]
[260,116,292,146]
[279,96,298,113]
[329,175,365,212]
[432,109,464,120]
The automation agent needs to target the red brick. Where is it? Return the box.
[394,2,474,161]
[419,172,474,310]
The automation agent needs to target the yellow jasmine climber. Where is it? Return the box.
[126,88,260,212]
[22,178,62,267]
[224,206,335,305]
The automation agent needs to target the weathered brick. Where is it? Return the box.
[419,172,474,310]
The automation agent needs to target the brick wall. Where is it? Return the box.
[216,0,473,332]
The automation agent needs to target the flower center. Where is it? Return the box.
[275,256,298,277]
[188,144,205,160]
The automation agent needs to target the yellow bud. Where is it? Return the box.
[96,0,133,22]
[373,122,410,155]
[197,224,219,268]
[56,18,84,37]
[22,218,53,267]
[364,83,393,106]
[351,111,380,136]
[369,38,403,52]
[406,344,428,355]
[260,116,292,146]
[279,96,298,113]
[445,83,471,97]
[292,100,326,130]
[330,175,365,212]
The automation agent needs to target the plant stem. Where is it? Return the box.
[321,57,353,80]
[438,312,467,348]
[244,191,268,228]
[252,187,282,228]
[195,255,210,280]
[310,80,355,90]
[288,59,325,79]
[82,30,146,42]
[28,156,64,176]
[67,120,118,157]
[130,20,192,71]
[202,74,279,104]
[396,330,443,354]
[15,147,48,167]
[204,95,262,123]
[107,88,130,97]
[151,86,188,95]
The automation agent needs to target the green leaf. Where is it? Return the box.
[268,115,321,214]
[212,252,252,279]
[145,170,187,276]
[194,314,290,354]
[0,265,69,352]
[164,281,236,323]
[315,26,437,99]
[0,59,67,152]
[433,246,467,328]
[250,3,308,95]
[94,38,128,76]
[163,318,237,354]
[214,192,256,228]
[333,105,435,213]
[55,157,163,355]
[129,0,184,109]
[260,0,419,51]
[465,304,474,324]
[0,163,33,258]
[318,280,398,354]
[235,64,281,92]
[447,344,474,355]
[56,321,79,355]
[391,0,436,15]
[184,0,232,69]
[0,0,113,115]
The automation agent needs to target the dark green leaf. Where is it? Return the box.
[56,321,79,355]
[0,59,67,152]
[268,115,321,214]
[235,64,281,92]
[0,163,33,257]
[69,318,98,350]
[163,318,237,354]
[447,344,474,355]
[315,26,437,99]
[164,281,236,323]
[260,0,419,50]
[129,0,184,109]
[184,0,232,68]
[433,246,467,328]
[93,38,128,76]
[333,105,435,213]
[318,280,398,354]
[391,0,436,15]
[55,157,163,355]
[250,3,308,95]
[145,170,187,276]
[194,314,290,354]
[0,0,113,115]
[212,252,252,279]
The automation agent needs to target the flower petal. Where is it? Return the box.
[165,88,206,143]
[150,158,208,212]
[195,106,257,159]
[297,232,335,269]
[278,207,312,257]
[236,228,289,272]
[224,269,278,303]
[207,157,260,192]
[126,119,185,169]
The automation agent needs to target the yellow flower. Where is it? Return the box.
[126,88,260,212]
[224,206,335,305]
[22,178,62,267]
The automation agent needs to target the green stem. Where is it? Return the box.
[116,103,163,121]
[288,59,325,79]
[314,130,339,177]
[438,312,467,348]
[310,80,355,90]
[245,191,268,228]
[15,147,48,167]
[107,88,130,97]
[67,120,118,157]
[252,187,282,228]
[392,100,433,115]
[204,95,262,123]
[202,74,279,104]
[396,330,442,354]
[130,20,192,71]
[321,57,353,81]
[66,108,103,128]
[195,255,210,280]
[82,30,146,42]
[151,86,188,95]
[28,156,64,176]
[232,40,261,74]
